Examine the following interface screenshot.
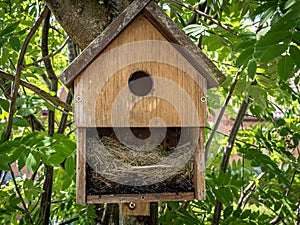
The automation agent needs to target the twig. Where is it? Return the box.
[10,167,34,225]
[237,172,266,208]
[5,6,50,141]
[0,70,72,111]
[205,71,240,161]
[24,37,69,67]
[170,0,238,36]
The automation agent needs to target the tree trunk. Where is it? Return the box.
[44,0,132,49]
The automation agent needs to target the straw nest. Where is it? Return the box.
[86,136,195,187]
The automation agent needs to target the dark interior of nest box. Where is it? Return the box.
[85,127,200,196]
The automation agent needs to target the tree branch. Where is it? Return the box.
[170,0,238,36]
[0,70,72,111]
[5,6,50,141]
[42,9,58,93]
[24,37,69,68]
[205,72,240,161]
[237,172,266,209]
[10,167,34,225]
[211,99,250,225]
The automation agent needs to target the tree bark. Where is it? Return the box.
[44,0,110,49]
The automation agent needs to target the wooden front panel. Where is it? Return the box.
[74,15,206,127]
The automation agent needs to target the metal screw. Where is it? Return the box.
[200,96,207,103]
[128,202,136,210]
[75,95,83,102]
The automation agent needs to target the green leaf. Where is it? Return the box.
[241,209,252,219]
[25,153,37,173]
[44,153,65,166]
[280,127,290,136]
[289,46,300,68]
[223,206,233,218]
[0,37,7,49]
[257,31,291,47]
[236,47,254,67]
[259,7,276,26]
[293,31,300,43]
[12,117,29,127]
[17,108,34,116]
[65,156,75,176]
[284,0,297,10]
[0,21,20,37]
[275,119,286,127]
[247,60,257,79]
[183,24,206,39]
[0,155,12,170]
[283,2,300,20]
[0,98,9,112]
[277,55,294,80]
[260,44,288,62]
[9,37,21,51]
[239,32,256,40]
[235,40,256,51]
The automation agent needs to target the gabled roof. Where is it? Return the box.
[58,0,224,88]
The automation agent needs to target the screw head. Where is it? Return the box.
[128,202,136,210]
[75,96,82,102]
[200,96,207,103]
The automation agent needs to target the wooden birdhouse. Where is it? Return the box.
[59,0,221,205]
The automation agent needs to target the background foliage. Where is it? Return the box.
[0,0,299,224]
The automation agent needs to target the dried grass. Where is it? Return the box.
[86,136,195,186]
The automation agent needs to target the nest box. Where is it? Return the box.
[59,0,221,204]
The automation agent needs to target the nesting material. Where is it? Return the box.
[86,136,195,195]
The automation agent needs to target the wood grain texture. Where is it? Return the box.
[194,128,206,200]
[86,192,195,203]
[144,1,223,87]
[121,202,150,216]
[74,15,206,127]
[76,128,86,204]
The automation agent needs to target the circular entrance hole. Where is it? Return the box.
[128,71,153,96]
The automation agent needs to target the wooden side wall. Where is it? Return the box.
[76,128,86,204]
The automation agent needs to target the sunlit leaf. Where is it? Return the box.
[0,21,20,36]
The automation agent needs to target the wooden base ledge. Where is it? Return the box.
[86,192,204,204]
